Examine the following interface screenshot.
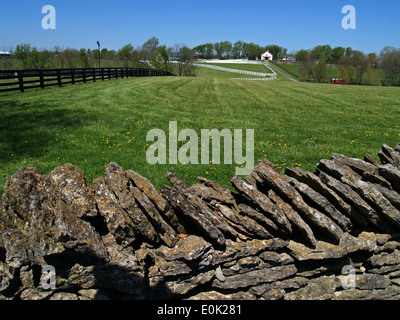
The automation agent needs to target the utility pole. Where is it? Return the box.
[97,41,101,68]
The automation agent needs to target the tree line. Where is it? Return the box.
[294,44,400,86]
[1,38,400,85]
[0,37,196,76]
[193,41,287,61]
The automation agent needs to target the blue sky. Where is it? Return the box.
[0,0,399,54]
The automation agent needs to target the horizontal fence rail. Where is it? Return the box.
[197,59,265,65]
[194,62,277,80]
[0,67,175,93]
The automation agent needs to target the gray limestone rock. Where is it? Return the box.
[103,163,160,245]
[254,162,343,241]
[378,164,400,193]
[379,144,400,169]
[318,171,386,230]
[286,175,352,232]
[215,203,273,239]
[331,153,379,176]
[349,179,400,230]
[160,185,225,247]
[364,153,381,166]
[287,232,386,261]
[267,189,317,247]
[230,175,292,234]
[212,264,297,290]
[1,166,108,268]
[284,275,336,300]
[238,203,279,233]
[126,170,186,234]
[165,172,238,239]
[285,167,353,218]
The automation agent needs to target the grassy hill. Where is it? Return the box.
[1,66,399,195]
[273,62,382,85]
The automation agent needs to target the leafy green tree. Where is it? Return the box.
[53,46,64,68]
[92,49,100,61]
[157,45,170,71]
[310,45,332,61]
[221,41,232,59]
[99,48,117,67]
[232,41,244,59]
[142,36,160,61]
[79,49,90,68]
[204,43,214,59]
[63,48,80,68]
[337,67,349,82]
[170,43,195,76]
[181,47,196,76]
[28,48,51,69]
[14,43,31,68]
[379,47,400,85]
[312,59,327,83]
[0,47,13,70]
[345,47,353,58]
[295,49,309,62]
[350,51,367,84]
[366,53,378,69]
[296,50,313,81]
[193,44,207,59]
[118,44,134,67]
[347,66,356,83]
[299,66,309,81]
[214,42,224,59]
[330,47,345,64]
[242,42,262,60]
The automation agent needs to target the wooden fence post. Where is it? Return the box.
[93,69,96,82]
[83,68,86,83]
[71,68,75,85]
[108,68,111,80]
[18,71,24,93]
[39,70,45,89]
[115,68,118,79]
[57,69,62,87]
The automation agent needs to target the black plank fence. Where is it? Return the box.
[0,67,175,93]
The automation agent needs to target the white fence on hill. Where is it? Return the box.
[194,62,277,80]
[197,59,264,65]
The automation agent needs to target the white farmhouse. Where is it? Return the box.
[261,50,273,61]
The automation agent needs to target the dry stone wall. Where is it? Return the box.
[1,143,400,300]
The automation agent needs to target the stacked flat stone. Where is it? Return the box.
[1,143,400,300]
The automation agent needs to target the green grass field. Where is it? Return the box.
[273,63,341,79]
[1,65,400,197]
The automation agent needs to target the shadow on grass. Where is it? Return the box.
[0,98,97,162]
